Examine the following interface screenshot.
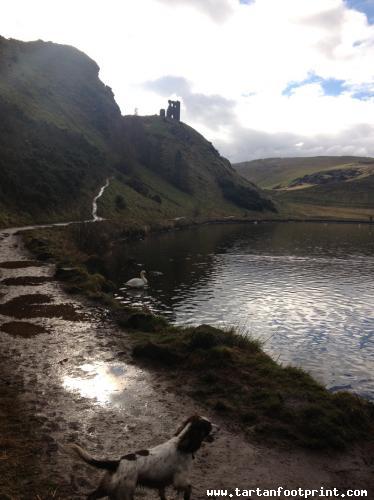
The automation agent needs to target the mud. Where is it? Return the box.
[0,260,44,269]
[0,293,86,321]
[0,227,373,499]
[1,321,49,337]
[1,276,53,286]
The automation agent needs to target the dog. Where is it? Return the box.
[69,415,219,500]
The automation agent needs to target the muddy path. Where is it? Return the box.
[0,228,373,499]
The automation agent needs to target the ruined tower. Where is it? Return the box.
[160,100,181,121]
[166,100,180,121]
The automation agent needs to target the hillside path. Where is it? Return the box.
[0,227,373,499]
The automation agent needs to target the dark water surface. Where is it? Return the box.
[110,223,374,400]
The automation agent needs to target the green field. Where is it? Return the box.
[234,156,374,188]
[234,156,374,219]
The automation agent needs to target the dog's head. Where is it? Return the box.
[176,415,219,453]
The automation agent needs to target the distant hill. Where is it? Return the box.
[234,156,374,188]
[234,156,374,218]
[0,36,275,227]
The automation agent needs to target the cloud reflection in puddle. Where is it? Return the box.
[62,362,140,406]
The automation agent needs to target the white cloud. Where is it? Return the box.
[216,123,374,162]
[155,0,236,23]
[144,76,237,130]
[1,0,374,161]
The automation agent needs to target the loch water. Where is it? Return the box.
[110,223,374,400]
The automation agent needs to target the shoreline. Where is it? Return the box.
[2,208,374,234]
[0,222,373,497]
[20,220,374,452]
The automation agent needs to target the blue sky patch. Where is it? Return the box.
[283,75,346,97]
[321,78,346,96]
[351,89,374,100]
[352,91,370,99]
[345,0,374,24]
[283,75,374,101]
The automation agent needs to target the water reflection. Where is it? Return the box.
[63,362,140,406]
[109,223,374,400]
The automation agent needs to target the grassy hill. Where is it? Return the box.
[0,36,122,226]
[0,36,275,227]
[234,156,374,219]
[102,115,275,223]
[234,156,374,188]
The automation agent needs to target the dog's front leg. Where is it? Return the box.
[174,484,192,500]
[86,471,111,499]
[109,488,134,500]
[158,487,167,500]
[109,492,134,500]
[183,484,192,500]
[87,487,106,500]
[111,478,136,500]
[174,473,192,500]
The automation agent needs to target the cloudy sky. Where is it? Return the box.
[1,0,374,162]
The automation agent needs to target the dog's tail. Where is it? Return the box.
[68,444,120,472]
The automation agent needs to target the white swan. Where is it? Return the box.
[125,270,148,288]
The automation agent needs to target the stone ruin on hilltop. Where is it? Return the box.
[160,100,180,121]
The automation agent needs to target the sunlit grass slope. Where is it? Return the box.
[234,156,374,219]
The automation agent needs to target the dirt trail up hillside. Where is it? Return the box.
[0,227,373,499]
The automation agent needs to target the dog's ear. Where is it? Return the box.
[174,415,196,436]
[177,417,212,453]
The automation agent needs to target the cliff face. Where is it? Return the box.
[0,36,275,227]
[119,116,275,216]
[0,37,122,146]
[0,37,123,225]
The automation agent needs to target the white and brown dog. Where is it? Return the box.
[70,415,219,500]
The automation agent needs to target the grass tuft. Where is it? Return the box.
[128,323,374,450]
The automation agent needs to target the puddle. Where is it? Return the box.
[0,260,44,269]
[0,294,86,321]
[62,361,143,407]
[1,321,48,337]
[1,276,53,286]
